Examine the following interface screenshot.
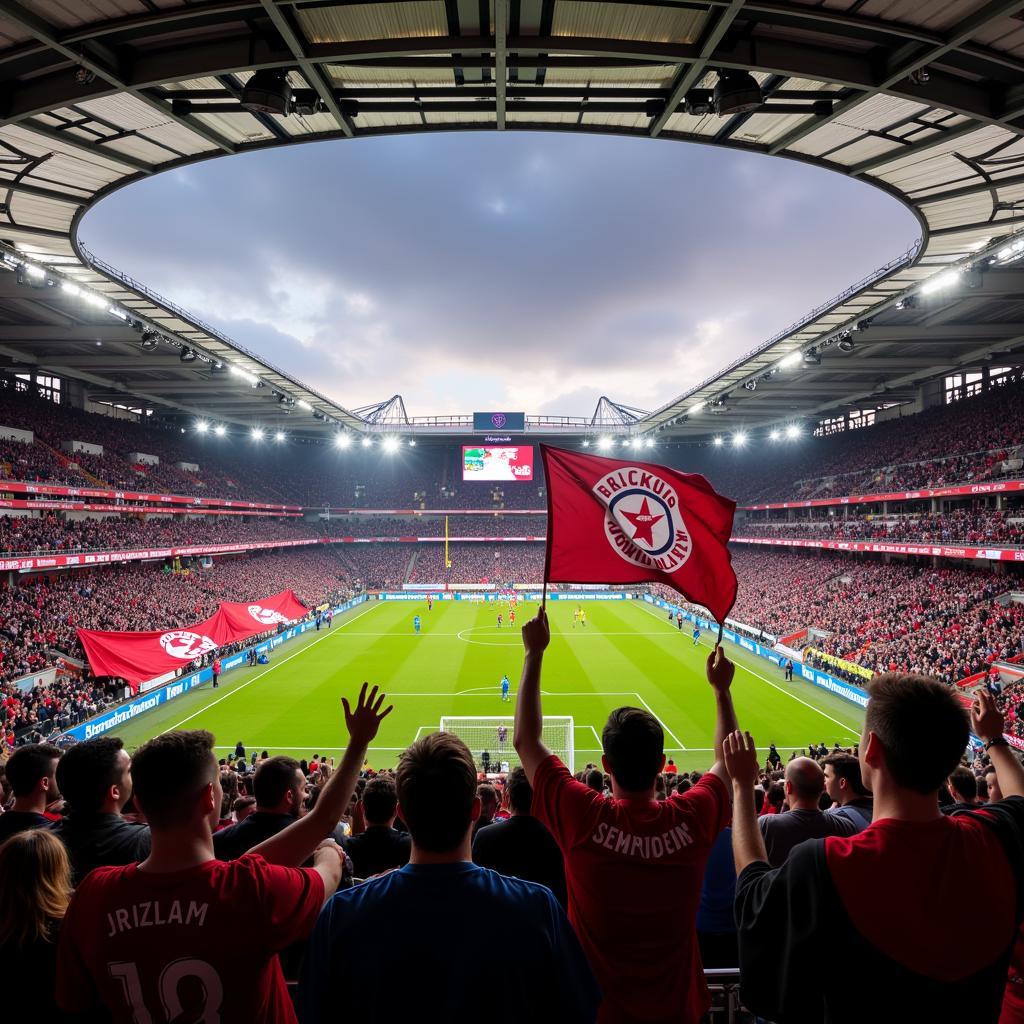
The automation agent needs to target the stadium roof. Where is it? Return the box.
[1,0,1024,437]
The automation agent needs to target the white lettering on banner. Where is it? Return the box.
[591,821,694,857]
[159,631,218,660]
[247,604,289,626]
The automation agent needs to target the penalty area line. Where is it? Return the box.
[162,603,379,734]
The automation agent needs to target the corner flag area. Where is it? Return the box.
[112,599,864,771]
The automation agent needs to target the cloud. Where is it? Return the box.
[80,132,919,415]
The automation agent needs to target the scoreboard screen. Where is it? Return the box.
[462,445,535,482]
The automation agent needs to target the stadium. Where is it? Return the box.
[1,1,1024,1021]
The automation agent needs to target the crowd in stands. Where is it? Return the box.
[737,508,1024,546]
[7,370,1024,513]
[0,512,321,556]
[725,548,1024,683]
[3,639,1022,1022]
[409,543,545,584]
[0,549,356,692]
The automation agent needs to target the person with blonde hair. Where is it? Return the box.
[0,828,73,1016]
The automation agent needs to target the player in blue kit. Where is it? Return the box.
[413,614,421,634]
[692,626,701,646]
[500,674,510,702]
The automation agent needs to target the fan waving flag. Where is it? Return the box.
[541,444,738,624]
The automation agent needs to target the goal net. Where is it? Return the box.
[439,716,575,772]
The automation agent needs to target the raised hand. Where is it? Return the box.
[970,687,1004,744]
[342,682,393,748]
[522,609,550,656]
[706,645,735,693]
[723,730,760,789]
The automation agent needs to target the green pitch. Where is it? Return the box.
[113,599,865,772]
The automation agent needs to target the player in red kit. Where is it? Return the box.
[56,683,393,1024]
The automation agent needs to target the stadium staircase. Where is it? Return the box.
[39,438,111,488]
[404,549,419,583]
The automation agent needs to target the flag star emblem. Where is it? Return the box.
[619,496,665,547]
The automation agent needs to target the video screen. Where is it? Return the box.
[462,445,534,482]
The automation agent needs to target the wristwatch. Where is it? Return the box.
[984,736,1009,751]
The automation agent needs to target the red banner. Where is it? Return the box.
[741,479,1024,511]
[0,498,300,516]
[731,536,1024,563]
[77,590,309,686]
[212,590,310,641]
[0,479,299,511]
[542,445,737,623]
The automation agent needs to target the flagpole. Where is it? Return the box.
[716,620,724,647]
[541,578,548,610]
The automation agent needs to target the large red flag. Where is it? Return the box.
[77,612,224,687]
[210,589,310,643]
[76,590,310,687]
[541,444,737,624]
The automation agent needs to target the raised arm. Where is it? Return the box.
[972,689,1024,799]
[724,730,769,873]
[706,645,739,784]
[514,609,552,784]
[252,682,393,867]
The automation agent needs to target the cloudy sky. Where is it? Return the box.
[81,132,919,417]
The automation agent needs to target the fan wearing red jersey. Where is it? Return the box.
[514,609,738,1024]
[56,683,393,1024]
[725,682,1024,1024]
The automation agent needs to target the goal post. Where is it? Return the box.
[439,716,575,772]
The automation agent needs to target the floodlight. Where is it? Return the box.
[769,429,780,441]
[597,436,613,451]
[196,421,209,434]
[297,399,313,411]
[644,438,655,448]
[180,348,197,363]
[251,428,264,441]
[921,269,961,296]
[335,433,351,449]
[274,431,285,442]
[581,440,590,448]
[779,352,802,370]
[383,437,400,453]
[214,424,226,437]
[786,424,801,440]
[24,264,45,280]
[689,401,705,415]
[713,436,724,446]
[802,349,821,366]
[242,69,292,115]
[409,439,417,447]
[140,330,159,351]
[361,437,373,448]
[732,432,748,447]
[61,281,81,297]
[714,71,762,115]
